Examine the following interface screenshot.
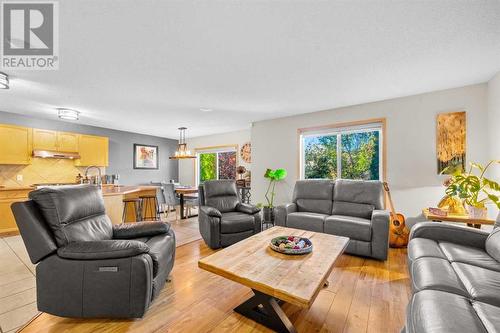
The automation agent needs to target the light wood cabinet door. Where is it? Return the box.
[0,125,32,164]
[33,129,58,151]
[75,134,109,166]
[57,132,79,152]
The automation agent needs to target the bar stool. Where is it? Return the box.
[140,194,159,221]
[122,198,142,223]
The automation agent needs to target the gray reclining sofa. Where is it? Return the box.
[275,179,390,260]
[404,216,500,333]
[11,185,175,318]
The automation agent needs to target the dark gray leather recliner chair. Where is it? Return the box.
[198,180,261,249]
[275,179,390,260]
[403,214,500,333]
[11,185,175,318]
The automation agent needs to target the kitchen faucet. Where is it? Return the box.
[84,166,102,188]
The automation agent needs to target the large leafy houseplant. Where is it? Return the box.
[445,160,500,218]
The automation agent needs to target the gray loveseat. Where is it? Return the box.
[275,179,390,260]
[11,185,175,318]
[404,216,500,333]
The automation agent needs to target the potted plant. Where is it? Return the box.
[445,160,500,219]
[262,168,287,221]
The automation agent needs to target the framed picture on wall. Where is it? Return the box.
[133,144,159,169]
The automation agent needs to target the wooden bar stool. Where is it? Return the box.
[122,198,142,223]
[140,194,159,221]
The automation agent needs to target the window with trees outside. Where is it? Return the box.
[197,147,237,185]
[300,122,383,181]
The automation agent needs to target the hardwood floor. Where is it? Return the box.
[20,239,411,333]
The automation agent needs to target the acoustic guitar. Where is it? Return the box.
[383,182,409,248]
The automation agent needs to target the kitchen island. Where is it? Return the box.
[102,185,159,224]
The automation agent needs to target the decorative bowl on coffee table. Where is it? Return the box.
[269,236,313,255]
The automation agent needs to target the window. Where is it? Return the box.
[197,146,237,185]
[300,121,383,181]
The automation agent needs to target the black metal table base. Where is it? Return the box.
[234,289,297,333]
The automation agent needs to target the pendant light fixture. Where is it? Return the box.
[169,127,196,159]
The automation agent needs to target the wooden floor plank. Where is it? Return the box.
[20,241,410,333]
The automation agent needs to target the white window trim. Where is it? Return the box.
[299,122,384,180]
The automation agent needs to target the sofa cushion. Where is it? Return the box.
[29,185,113,246]
[220,212,255,234]
[333,179,384,210]
[439,242,500,272]
[293,180,333,215]
[473,301,500,333]
[324,215,371,242]
[331,201,374,219]
[203,180,239,213]
[486,227,500,262]
[287,212,327,232]
[410,257,468,296]
[408,238,447,263]
[453,262,500,307]
[407,290,487,333]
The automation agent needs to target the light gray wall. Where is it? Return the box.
[252,83,496,219]
[488,72,500,181]
[0,111,179,185]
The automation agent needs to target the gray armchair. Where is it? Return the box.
[198,180,261,249]
[275,179,390,260]
[11,185,175,318]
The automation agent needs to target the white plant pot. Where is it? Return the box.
[466,205,487,219]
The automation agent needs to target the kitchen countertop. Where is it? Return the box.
[0,186,34,191]
[101,185,158,197]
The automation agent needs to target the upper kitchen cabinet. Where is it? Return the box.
[33,128,58,150]
[33,129,79,152]
[57,132,79,152]
[0,125,32,164]
[75,134,109,166]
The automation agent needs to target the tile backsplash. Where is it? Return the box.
[0,159,105,187]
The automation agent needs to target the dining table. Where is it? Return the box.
[175,186,199,219]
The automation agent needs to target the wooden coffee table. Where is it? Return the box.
[198,226,349,332]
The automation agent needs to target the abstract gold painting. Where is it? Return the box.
[437,111,466,174]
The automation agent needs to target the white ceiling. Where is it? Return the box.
[1,0,500,139]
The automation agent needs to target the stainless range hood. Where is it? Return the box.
[33,149,81,159]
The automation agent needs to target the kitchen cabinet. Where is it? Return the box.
[33,129,58,150]
[57,132,79,152]
[75,134,109,166]
[33,129,79,152]
[0,188,32,235]
[0,124,32,164]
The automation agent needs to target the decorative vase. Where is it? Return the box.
[263,206,274,222]
[466,205,487,219]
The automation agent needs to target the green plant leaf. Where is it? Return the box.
[471,162,484,172]
[264,169,274,179]
[273,168,287,180]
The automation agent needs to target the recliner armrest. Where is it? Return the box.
[113,222,170,239]
[200,205,222,218]
[274,203,297,227]
[236,203,260,214]
[370,210,390,260]
[57,240,150,260]
[410,222,489,249]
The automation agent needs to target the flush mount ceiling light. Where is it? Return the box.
[0,72,9,89]
[169,127,196,159]
[200,108,213,112]
[57,108,80,121]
